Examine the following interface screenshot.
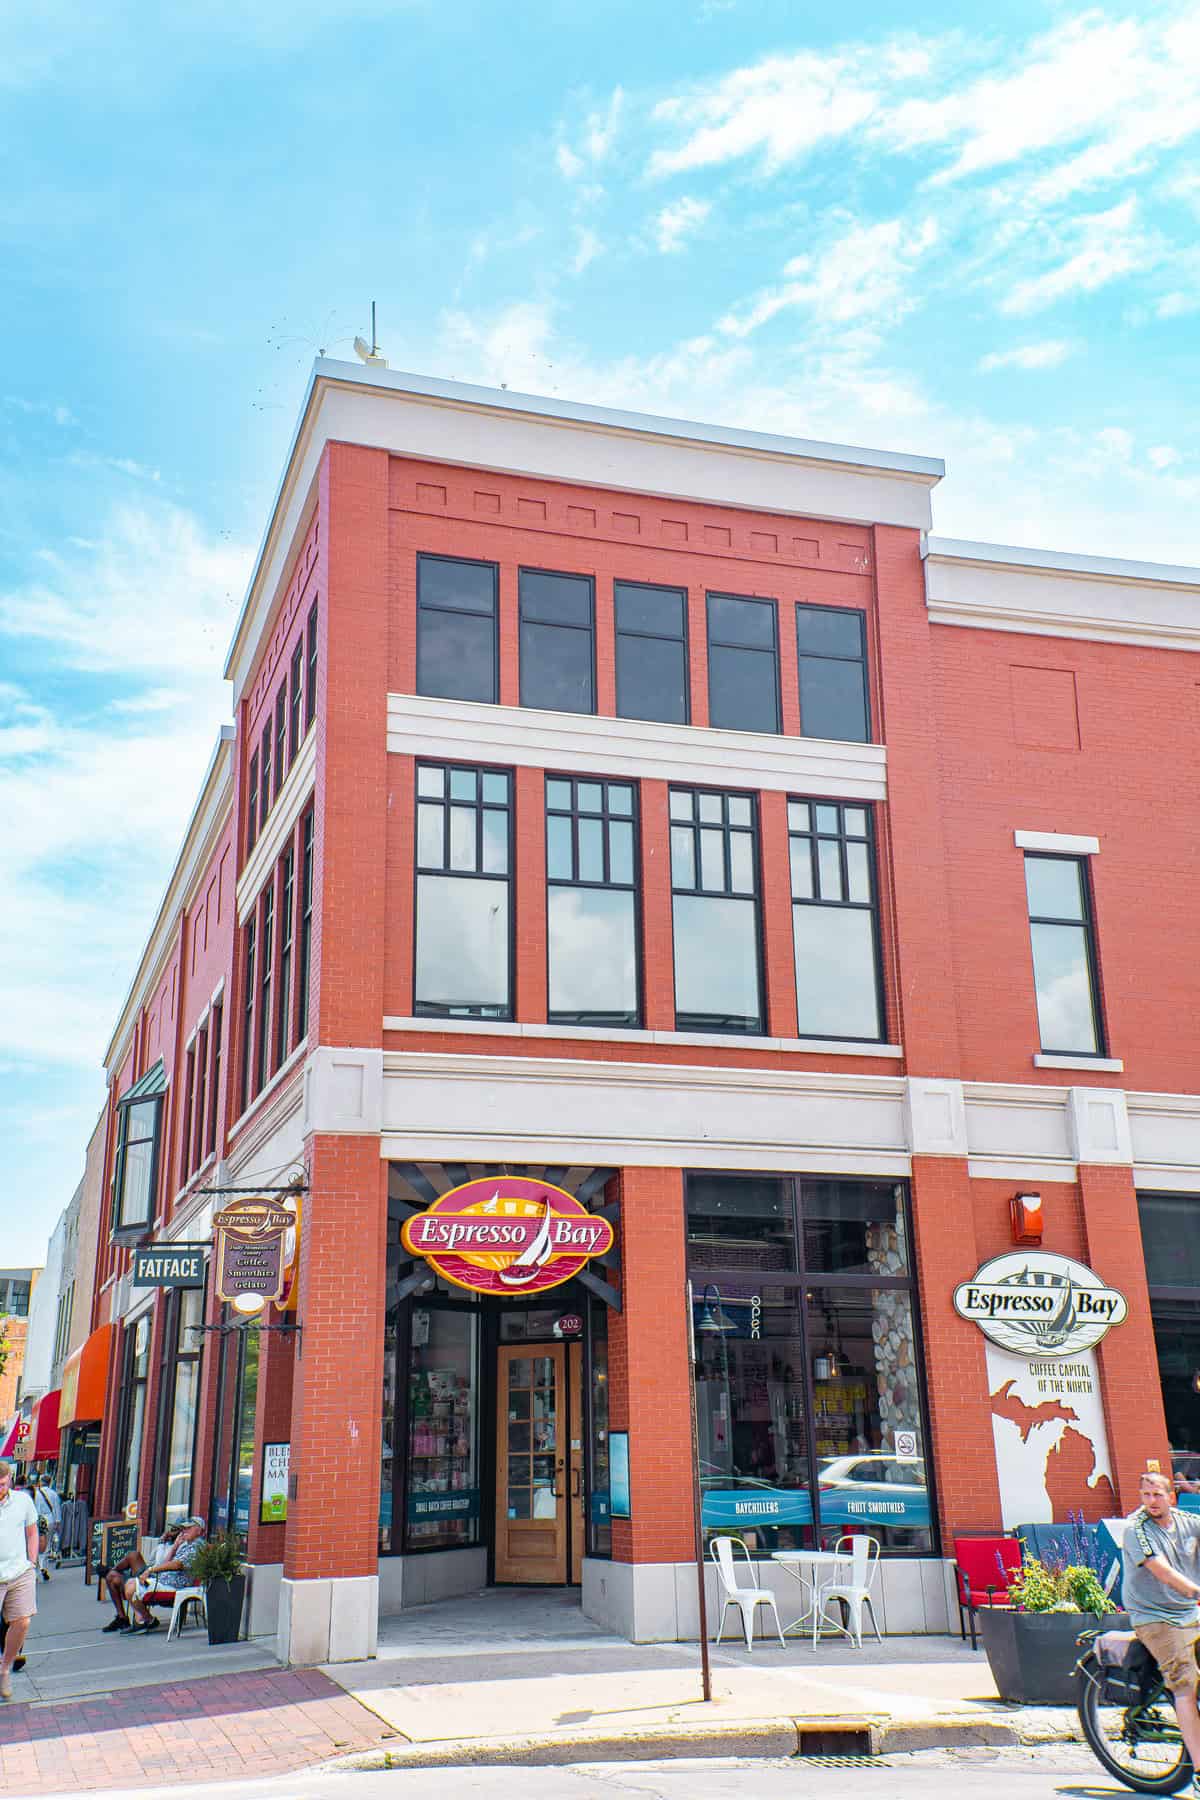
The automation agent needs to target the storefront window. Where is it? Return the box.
[116,1314,151,1513]
[1139,1193,1200,1494]
[233,1327,259,1539]
[687,1173,934,1555]
[588,1302,610,1556]
[155,1285,204,1529]
[405,1308,479,1551]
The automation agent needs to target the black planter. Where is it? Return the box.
[979,1607,1129,1706]
[204,1574,246,1645]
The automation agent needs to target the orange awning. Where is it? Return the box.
[59,1324,114,1427]
[30,1390,61,1460]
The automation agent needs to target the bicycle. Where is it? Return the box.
[1077,1625,1195,1794]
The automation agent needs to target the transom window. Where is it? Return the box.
[788,800,883,1040]
[669,787,763,1034]
[796,606,870,743]
[415,763,512,1018]
[1024,853,1104,1055]
[706,593,780,734]
[546,776,640,1027]
[519,570,595,715]
[416,554,498,705]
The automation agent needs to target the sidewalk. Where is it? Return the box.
[321,1588,1084,1770]
[0,1565,396,1794]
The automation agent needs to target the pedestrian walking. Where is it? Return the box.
[0,1459,39,1698]
[32,1474,60,1580]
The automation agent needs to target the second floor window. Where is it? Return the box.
[112,1069,164,1238]
[519,570,594,715]
[289,641,304,759]
[670,786,763,1034]
[274,687,287,793]
[296,811,314,1042]
[256,886,274,1094]
[788,800,883,1040]
[259,724,271,826]
[415,763,512,1018]
[417,554,498,704]
[706,593,780,733]
[546,776,639,1027]
[276,847,295,1067]
[1024,854,1104,1055]
[796,605,870,742]
[247,752,259,853]
[614,581,688,725]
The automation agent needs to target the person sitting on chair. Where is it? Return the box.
[126,1518,207,1635]
[102,1523,182,1632]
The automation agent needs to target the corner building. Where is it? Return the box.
[91,363,1200,1663]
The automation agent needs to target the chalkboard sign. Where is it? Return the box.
[87,1518,140,1588]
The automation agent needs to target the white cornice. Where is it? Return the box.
[382,1017,902,1056]
[104,728,235,1076]
[236,728,317,920]
[923,535,1200,653]
[386,693,888,800]
[224,362,944,698]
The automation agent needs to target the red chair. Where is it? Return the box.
[952,1536,1022,1649]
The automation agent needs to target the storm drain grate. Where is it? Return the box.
[795,1754,887,1769]
[795,1727,875,1758]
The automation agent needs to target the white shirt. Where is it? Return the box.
[0,1490,38,1582]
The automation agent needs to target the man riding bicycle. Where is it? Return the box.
[1123,1470,1200,1793]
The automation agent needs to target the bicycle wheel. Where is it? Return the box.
[1077,1653,1194,1794]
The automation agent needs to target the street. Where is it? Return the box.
[21,1745,1136,1800]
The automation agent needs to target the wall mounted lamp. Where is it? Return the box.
[1010,1192,1044,1246]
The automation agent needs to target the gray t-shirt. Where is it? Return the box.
[1122,1506,1200,1625]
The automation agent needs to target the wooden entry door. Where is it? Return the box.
[495,1345,567,1583]
[568,1340,584,1584]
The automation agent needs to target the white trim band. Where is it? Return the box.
[1034,1054,1124,1072]
[382,1016,902,1057]
[1015,830,1100,855]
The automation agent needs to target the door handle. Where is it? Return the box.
[553,1457,565,1498]
[570,1468,581,1498]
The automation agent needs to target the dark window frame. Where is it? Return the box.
[545,773,643,1028]
[1024,851,1106,1056]
[289,641,304,762]
[151,1281,206,1534]
[787,798,886,1043]
[614,578,690,725]
[239,917,256,1116]
[192,1023,209,1172]
[276,846,295,1070]
[273,687,287,795]
[207,1001,222,1158]
[413,760,514,1020]
[416,552,500,705]
[685,1173,939,1559]
[705,591,781,734]
[795,604,871,743]
[668,784,765,1035]
[305,602,318,731]
[111,1316,151,1514]
[255,883,275,1096]
[111,1093,163,1243]
[180,1046,196,1187]
[259,723,272,827]
[295,810,314,1044]
[518,566,597,716]
[247,751,259,854]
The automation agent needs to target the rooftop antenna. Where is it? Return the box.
[353,301,388,368]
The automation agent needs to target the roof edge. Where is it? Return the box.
[923,534,1200,590]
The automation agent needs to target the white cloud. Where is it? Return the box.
[557,87,624,181]
[556,143,584,181]
[718,215,938,338]
[653,196,711,253]
[978,340,1075,371]
[1148,445,1181,470]
[571,228,602,275]
[1000,198,1152,314]
[3,396,75,427]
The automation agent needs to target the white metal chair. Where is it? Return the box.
[709,1536,785,1649]
[166,1585,207,1640]
[812,1533,882,1649]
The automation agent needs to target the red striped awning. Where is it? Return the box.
[30,1390,61,1460]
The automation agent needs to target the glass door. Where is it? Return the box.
[495,1345,566,1582]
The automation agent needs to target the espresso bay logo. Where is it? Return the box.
[401,1176,614,1298]
[953,1251,1128,1356]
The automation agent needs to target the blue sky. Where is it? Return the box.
[1,1,1196,1265]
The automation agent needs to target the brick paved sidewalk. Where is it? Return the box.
[0,1666,398,1794]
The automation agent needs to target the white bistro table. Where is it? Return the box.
[770,1548,854,1641]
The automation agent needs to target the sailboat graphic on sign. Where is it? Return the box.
[497,1198,555,1288]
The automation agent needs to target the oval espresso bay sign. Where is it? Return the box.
[953,1250,1128,1357]
[401,1176,613,1298]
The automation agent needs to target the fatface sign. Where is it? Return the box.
[214,1198,294,1311]
[401,1177,614,1298]
[953,1251,1128,1357]
[132,1245,207,1288]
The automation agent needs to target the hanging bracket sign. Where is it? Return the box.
[214,1197,294,1314]
[401,1176,614,1298]
[953,1251,1128,1357]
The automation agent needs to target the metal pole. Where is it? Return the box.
[686,1280,712,1703]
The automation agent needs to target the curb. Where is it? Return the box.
[322,1709,1084,1772]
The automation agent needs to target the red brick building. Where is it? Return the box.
[84,363,1200,1661]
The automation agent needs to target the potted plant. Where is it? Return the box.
[189,1531,247,1645]
[979,1535,1124,1706]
